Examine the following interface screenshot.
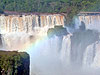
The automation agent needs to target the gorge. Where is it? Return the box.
[0,13,100,75]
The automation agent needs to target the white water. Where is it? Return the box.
[28,32,100,75]
[0,14,65,34]
[0,14,100,75]
[75,15,100,32]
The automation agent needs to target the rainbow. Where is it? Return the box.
[22,34,48,55]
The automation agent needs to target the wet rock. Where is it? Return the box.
[47,25,69,38]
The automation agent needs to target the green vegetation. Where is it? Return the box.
[0,0,99,25]
[0,0,99,13]
[47,25,68,37]
[0,51,30,75]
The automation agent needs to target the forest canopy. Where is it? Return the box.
[0,0,99,13]
[0,0,99,25]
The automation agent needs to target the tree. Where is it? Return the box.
[61,0,98,25]
[0,0,99,21]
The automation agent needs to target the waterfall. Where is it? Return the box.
[83,43,96,67]
[0,14,65,34]
[60,35,71,65]
[78,15,100,32]
[28,29,100,75]
[0,13,100,75]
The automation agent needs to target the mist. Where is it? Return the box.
[0,13,100,75]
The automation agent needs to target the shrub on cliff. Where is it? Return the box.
[54,26,68,36]
[47,25,68,38]
[47,28,55,38]
[0,51,30,75]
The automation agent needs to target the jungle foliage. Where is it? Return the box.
[0,0,99,25]
[47,25,69,37]
[0,51,30,75]
[0,0,99,13]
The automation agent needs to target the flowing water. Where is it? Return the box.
[0,14,100,75]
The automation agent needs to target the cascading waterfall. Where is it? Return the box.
[0,13,100,75]
[83,43,96,67]
[0,14,65,34]
[76,15,100,31]
[60,35,71,65]
[83,41,100,68]
[29,29,100,75]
